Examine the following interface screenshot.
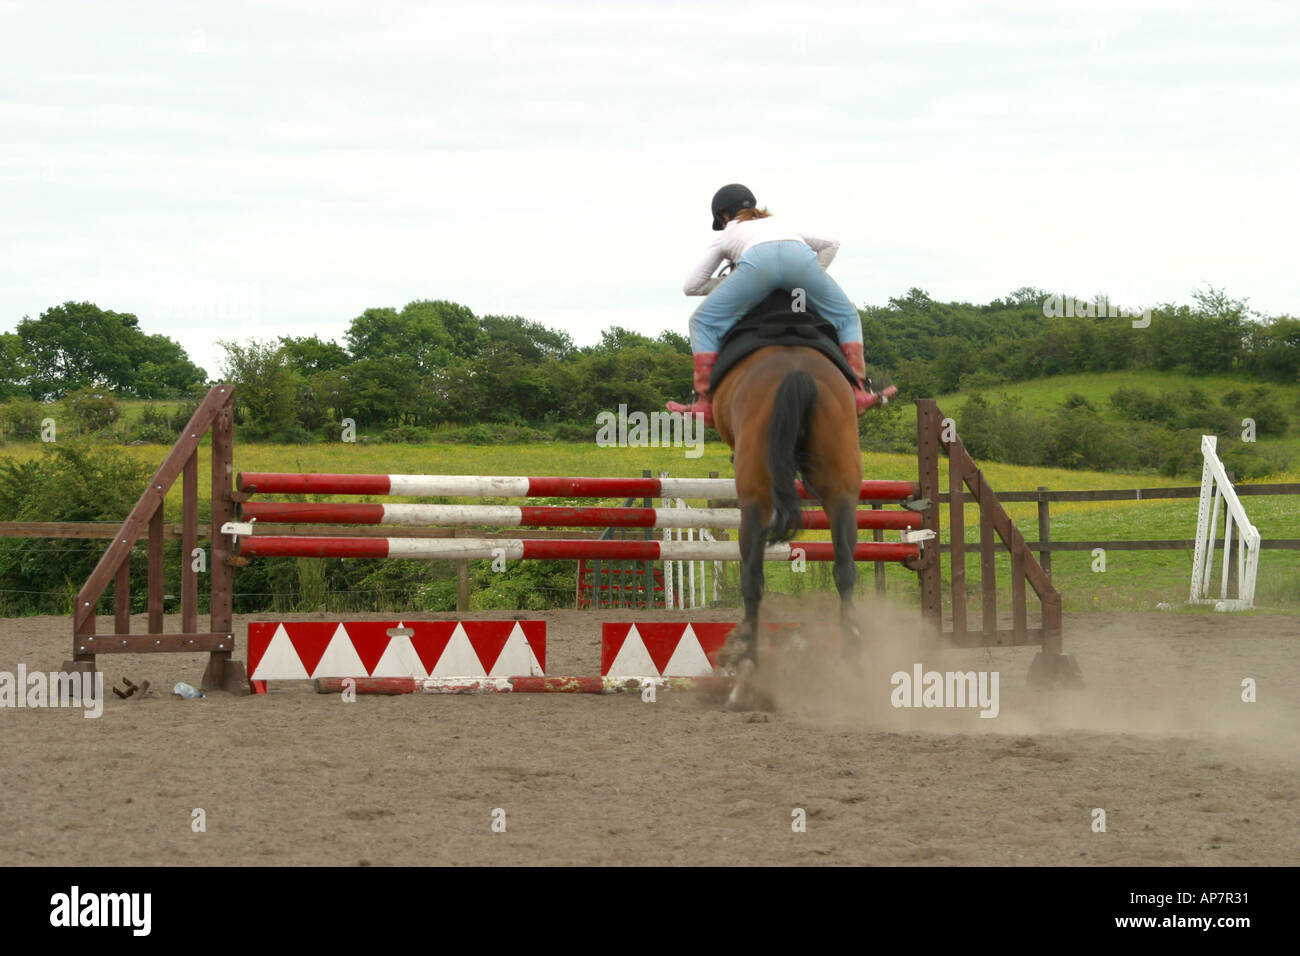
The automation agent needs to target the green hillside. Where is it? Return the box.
[934,370,1300,471]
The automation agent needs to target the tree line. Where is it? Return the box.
[3,287,1295,448]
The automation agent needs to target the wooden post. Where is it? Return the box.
[181,452,198,633]
[914,400,942,635]
[1011,540,1027,644]
[980,492,997,641]
[949,447,967,639]
[456,559,470,611]
[201,388,244,693]
[114,561,130,635]
[1042,590,1063,657]
[147,507,164,634]
[1037,486,1052,580]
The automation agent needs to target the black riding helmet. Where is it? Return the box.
[711,183,756,230]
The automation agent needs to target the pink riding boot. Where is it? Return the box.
[840,342,889,414]
[666,351,718,427]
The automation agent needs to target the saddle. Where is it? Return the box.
[708,290,859,393]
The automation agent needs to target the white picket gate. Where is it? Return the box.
[1189,435,1261,611]
[661,498,722,609]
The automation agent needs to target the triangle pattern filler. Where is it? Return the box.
[283,621,345,676]
[488,623,545,677]
[370,622,431,677]
[661,624,715,676]
[428,623,488,677]
[604,624,662,677]
[341,621,406,674]
[409,621,461,676]
[310,623,370,677]
[632,622,693,674]
[463,620,516,673]
[250,624,311,680]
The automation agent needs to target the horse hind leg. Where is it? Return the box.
[830,495,863,666]
[719,502,767,670]
[720,501,776,711]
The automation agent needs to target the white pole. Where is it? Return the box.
[1202,487,1222,598]
[687,525,696,609]
[662,524,675,610]
[1189,436,1217,602]
[1220,508,1234,600]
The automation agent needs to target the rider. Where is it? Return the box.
[667,183,876,426]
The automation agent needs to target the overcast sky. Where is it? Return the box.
[2,0,1297,380]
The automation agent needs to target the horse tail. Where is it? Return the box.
[764,370,817,543]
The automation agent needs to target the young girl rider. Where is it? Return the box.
[667,184,875,426]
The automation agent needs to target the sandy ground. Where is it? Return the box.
[0,600,1296,866]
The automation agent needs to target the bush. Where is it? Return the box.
[240,420,316,444]
[1109,385,1236,435]
[123,423,176,444]
[0,398,43,440]
[1147,428,1202,478]
[466,560,574,610]
[548,421,594,443]
[438,423,552,444]
[1109,386,1176,424]
[1221,386,1290,437]
[858,398,913,453]
[281,425,316,444]
[956,370,1002,392]
[352,560,454,611]
[955,393,1048,466]
[381,424,433,444]
[137,404,170,429]
[168,399,202,431]
[0,444,152,614]
[67,388,121,433]
[1041,402,1136,471]
[1220,443,1293,482]
[121,403,179,443]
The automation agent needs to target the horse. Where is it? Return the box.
[709,292,889,710]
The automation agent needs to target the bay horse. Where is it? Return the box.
[709,293,892,710]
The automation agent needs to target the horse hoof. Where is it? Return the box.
[726,683,775,712]
[725,660,775,712]
[727,686,776,712]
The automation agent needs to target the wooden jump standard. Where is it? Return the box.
[69,384,247,694]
